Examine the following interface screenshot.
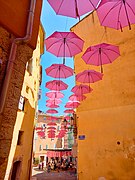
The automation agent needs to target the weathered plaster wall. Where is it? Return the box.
[71,12,135,180]
[0,26,33,180]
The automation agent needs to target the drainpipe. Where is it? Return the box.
[0,0,37,114]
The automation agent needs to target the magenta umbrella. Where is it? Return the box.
[46,80,68,91]
[71,84,93,95]
[47,127,56,130]
[64,109,75,114]
[46,99,62,105]
[69,94,86,101]
[65,101,80,108]
[47,122,57,126]
[48,0,101,19]
[82,43,120,72]
[46,103,59,108]
[46,64,74,78]
[97,0,135,31]
[46,91,64,99]
[45,31,84,64]
[76,70,103,85]
[46,109,58,114]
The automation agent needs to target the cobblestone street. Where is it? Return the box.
[32,167,77,180]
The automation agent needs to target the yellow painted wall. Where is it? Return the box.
[71,12,135,180]
[4,25,44,180]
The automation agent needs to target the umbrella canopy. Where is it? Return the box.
[64,109,75,113]
[69,94,86,101]
[97,0,135,30]
[47,122,57,126]
[46,109,58,114]
[45,31,84,64]
[47,0,100,19]
[47,130,56,133]
[71,84,93,95]
[35,127,43,131]
[46,80,68,91]
[65,101,80,108]
[46,103,59,108]
[76,70,103,84]
[37,131,45,137]
[82,43,120,72]
[46,91,64,99]
[45,64,74,78]
[46,99,62,105]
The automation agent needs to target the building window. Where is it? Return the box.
[17,131,24,145]
[39,145,42,151]
[46,145,48,149]
[18,96,25,111]
[26,58,33,76]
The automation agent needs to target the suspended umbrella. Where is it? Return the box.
[35,127,43,131]
[46,109,58,114]
[46,103,59,108]
[71,84,93,95]
[46,99,62,105]
[76,70,103,85]
[47,122,57,126]
[64,109,75,114]
[47,130,56,133]
[97,0,135,31]
[65,101,80,108]
[47,126,56,129]
[82,43,120,73]
[69,94,86,101]
[37,131,45,137]
[47,0,101,19]
[46,64,74,78]
[46,80,68,91]
[45,31,84,64]
[46,91,64,99]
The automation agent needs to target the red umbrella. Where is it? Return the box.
[97,0,135,31]
[46,64,74,78]
[65,101,80,108]
[76,70,103,85]
[46,91,64,99]
[46,80,68,91]
[45,31,84,64]
[64,109,75,114]
[48,0,101,19]
[46,99,62,105]
[46,103,59,108]
[71,84,93,95]
[47,122,57,126]
[46,109,58,114]
[69,94,86,101]
[82,43,120,72]
[37,131,45,137]
[35,127,43,131]
[47,130,56,133]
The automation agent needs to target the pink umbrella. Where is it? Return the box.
[35,127,43,131]
[97,0,135,31]
[71,84,93,95]
[46,91,64,99]
[37,131,45,137]
[46,64,74,78]
[76,70,103,85]
[46,109,58,114]
[46,103,59,108]
[69,94,86,101]
[65,101,80,108]
[46,80,68,91]
[47,122,57,126]
[46,99,62,105]
[47,130,56,133]
[47,127,56,130]
[45,31,84,64]
[82,43,120,73]
[64,109,75,114]
[48,0,101,19]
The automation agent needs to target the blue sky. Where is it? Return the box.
[38,1,78,115]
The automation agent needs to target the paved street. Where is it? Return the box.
[32,167,77,180]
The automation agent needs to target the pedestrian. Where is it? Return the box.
[42,161,44,170]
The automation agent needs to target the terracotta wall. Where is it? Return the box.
[71,12,135,180]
